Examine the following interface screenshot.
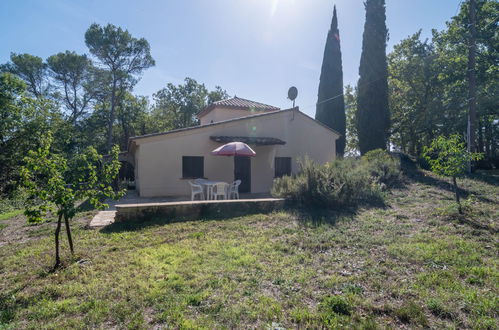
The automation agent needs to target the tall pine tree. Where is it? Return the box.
[356,0,390,155]
[316,5,346,156]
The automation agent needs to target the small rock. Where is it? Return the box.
[267,322,286,330]
[76,259,91,266]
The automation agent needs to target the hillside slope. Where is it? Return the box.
[0,169,497,328]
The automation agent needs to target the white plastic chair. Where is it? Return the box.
[188,181,205,201]
[194,178,207,198]
[212,182,228,200]
[228,180,241,199]
[194,178,206,185]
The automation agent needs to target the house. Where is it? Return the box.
[127,96,340,197]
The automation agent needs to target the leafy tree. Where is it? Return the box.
[0,73,65,194]
[152,78,228,130]
[432,0,498,159]
[387,0,498,161]
[344,85,359,156]
[423,134,483,213]
[0,73,30,194]
[47,51,97,124]
[388,31,442,155]
[1,53,50,97]
[208,86,230,105]
[316,5,346,156]
[20,133,124,269]
[115,93,150,148]
[356,0,390,155]
[85,23,155,151]
[0,73,28,144]
[78,104,109,153]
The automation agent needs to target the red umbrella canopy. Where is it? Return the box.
[211,142,256,157]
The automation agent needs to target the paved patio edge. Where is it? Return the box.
[115,198,285,223]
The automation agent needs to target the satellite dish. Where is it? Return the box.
[288,86,298,107]
[288,86,298,101]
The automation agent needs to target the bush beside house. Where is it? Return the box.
[271,150,400,208]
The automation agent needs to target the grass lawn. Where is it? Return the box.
[0,210,24,233]
[0,210,23,222]
[0,169,497,329]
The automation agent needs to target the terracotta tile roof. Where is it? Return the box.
[197,96,280,118]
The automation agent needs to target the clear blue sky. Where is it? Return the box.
[0,0,460,117]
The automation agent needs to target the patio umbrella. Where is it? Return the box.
[211,141,256,157]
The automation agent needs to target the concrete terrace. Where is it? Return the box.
[89,191,278,227]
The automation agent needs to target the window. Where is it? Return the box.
[275,157,292,178]
[182,156,204,178]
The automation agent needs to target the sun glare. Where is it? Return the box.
[269,0,299,17]
[271,0,279,16]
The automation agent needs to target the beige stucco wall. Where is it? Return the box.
[199,106,272,125]
[133,109,338,197]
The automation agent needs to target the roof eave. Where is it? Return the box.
[197,104,280,119]
[128,106,341,144]
[130,108,292,142]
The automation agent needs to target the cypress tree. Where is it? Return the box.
[356,0,390,155]
[316,5,346,156]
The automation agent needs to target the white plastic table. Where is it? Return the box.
[200,180,227,200]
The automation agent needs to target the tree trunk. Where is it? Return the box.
[477,119,484,153]
[467,0,477,156]
[64,214,74,255]
[54,214,63,269]
[121,112,130,150]
[452,176,462,214]
[107,78,117,152]
[484,120,491,157]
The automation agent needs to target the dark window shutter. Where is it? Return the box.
[275,157,292,178]
[182,156,204,178]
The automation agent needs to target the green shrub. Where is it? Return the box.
[361,149,401,188]
[319,295,352,316]
[271,153,400,209]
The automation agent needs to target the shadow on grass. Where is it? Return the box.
[100,204,375,234]
[100,190,389,234]
[282,193,387,227]
[469,169,499,187]
[289,207,359,227]
[454,215,498,234]
[400,155,496,204]
[0,261,79,325]
[100,216,193,234]
[0,284,29,325]
[100,208,274,234]
[401,155,455,190]
[400,155,497,233]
